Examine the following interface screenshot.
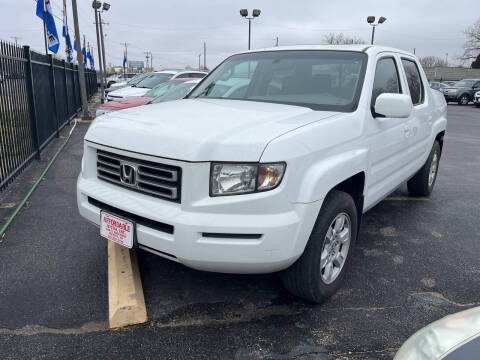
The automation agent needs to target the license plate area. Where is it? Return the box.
[100,211,135,249]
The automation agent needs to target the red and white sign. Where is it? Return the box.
[100,211,134,249]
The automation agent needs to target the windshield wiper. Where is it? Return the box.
[193,81,215,98]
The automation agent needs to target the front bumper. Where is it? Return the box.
[443,94,458,102]
[77,144,321,274]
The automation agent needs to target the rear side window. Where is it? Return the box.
[401,59,424,105]
[372,57,401,105]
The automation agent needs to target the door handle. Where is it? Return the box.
[404,125,411,138]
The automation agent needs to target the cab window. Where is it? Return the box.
[371,57,401,106]
[401,59,424,105]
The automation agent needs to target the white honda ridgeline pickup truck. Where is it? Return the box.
[78,45,447,303]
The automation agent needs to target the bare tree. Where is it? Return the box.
[419,56,448,68]
[323,32,365,45]
[460,18,480,63]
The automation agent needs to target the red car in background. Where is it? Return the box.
[95,78,199,118]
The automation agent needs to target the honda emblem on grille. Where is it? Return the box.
[120,164,136,185]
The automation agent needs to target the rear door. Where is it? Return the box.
[399,56,432,169]
[365,53,410,206]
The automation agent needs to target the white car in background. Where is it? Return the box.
[106,70,207,101]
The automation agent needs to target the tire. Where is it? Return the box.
[281,190,358,303]
[458,94,470,105]
[407,141,441,197]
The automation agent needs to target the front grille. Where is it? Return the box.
[96,149,182,202]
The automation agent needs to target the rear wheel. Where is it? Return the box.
[407,141,441,196]
[281,190,358,303]
[458,94,470,105]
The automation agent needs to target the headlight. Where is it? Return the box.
[210,162,285,196]
[95,108,113,117]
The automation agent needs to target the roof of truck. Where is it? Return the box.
[234,45,415,58]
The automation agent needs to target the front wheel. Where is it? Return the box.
[458,94,470,105]
[407,141,441,196]
[281,190,358,303]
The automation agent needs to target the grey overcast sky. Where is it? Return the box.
[0,0,477,69]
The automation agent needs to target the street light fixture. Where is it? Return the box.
[367,16,387,45]
[240,8,261,50]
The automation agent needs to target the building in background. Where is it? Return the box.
[128,60,144,71]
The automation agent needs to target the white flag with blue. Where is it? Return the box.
[36,0,60,54]
[62,3,73,62]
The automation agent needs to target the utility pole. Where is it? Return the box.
[445,53,448,66]
[413,48,416,55]
[275,37,278,46]
[144,51,150,71]
[92,0,104,102]
[203,42,206,70]
[71,0,91,119]
[150,51,153,70]
[98,12,107,86]
[10,36,21,47]
[198,54,201,71]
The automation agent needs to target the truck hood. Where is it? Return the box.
[108,86,150,98]
[85,98,338,162]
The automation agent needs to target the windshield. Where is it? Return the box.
[127,73,149,85]
[151,82,196,104]
[136,73,174,89]
[454,80,475,87]
[144,81,179,97]
[188,50,367,111]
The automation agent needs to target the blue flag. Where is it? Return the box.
[36,0,60,53]
[87,44,94,70]
[123,49,127,69]
[62,4,73,62]
[65,33,73,62]
[82,45,87,68]
[73,36,77,51]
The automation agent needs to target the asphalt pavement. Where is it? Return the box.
[0,105,479,359]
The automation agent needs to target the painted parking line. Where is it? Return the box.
[108,241,147,329]
[385,197,429,201]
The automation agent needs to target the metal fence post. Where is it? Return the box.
[64,60,69,117]
[23,45,40,160]
[49,55,59,137]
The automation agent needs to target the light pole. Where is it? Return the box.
[240,9,261,50]
[72,0,91,119]
[92,1,103,102]
[367,16,386,45]
[92,1,109,102]
[99,3,109,91]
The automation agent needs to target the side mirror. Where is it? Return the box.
[375,93,413,118]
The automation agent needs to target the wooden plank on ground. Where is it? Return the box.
[108,241,147,329]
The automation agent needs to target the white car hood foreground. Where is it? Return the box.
[108,86,149,98]
[85,99,338,162]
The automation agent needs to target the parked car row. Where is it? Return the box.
[95,78,201,117]
[105,70,207,101]
[430,79,480,106]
